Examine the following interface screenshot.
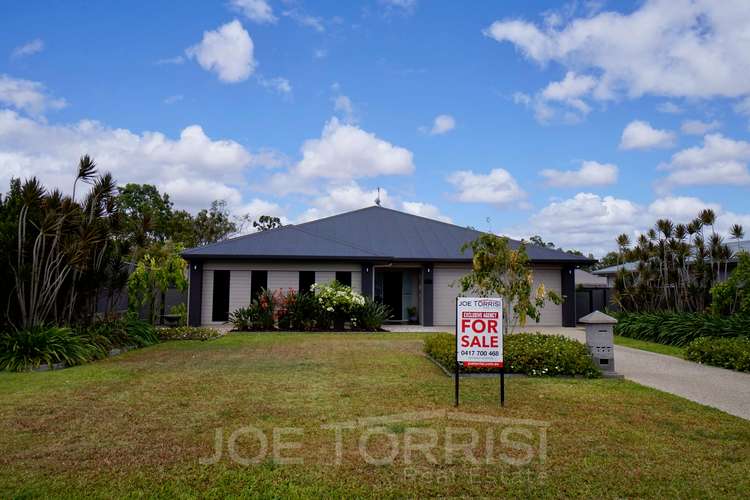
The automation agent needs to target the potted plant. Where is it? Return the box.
[407,306,418,324]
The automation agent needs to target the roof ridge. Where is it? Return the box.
[293,205,379,230]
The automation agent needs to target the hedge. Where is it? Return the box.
[157,326,222,341]
[614,312,750,347]
[685,337,750,372]
[424,333,600,378]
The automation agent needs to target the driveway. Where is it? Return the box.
[530,327,750,421]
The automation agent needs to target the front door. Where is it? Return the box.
[383,271,403,320]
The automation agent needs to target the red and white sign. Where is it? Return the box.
[456,297,503,368]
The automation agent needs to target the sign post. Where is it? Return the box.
[455,297,504,407]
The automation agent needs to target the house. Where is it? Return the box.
[574,269,615,320]
[181,206,595,327]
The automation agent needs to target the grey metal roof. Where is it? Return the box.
[592,261,639,276]
[182,206,595,264]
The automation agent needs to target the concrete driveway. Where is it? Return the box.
[530,327,750,421]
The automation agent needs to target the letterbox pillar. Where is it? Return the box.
[578,310,617,373]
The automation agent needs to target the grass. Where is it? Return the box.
[614,335,687,358]
[1,332,748,498]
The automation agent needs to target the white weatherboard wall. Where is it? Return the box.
[200,261,361,325]
[432,264,563,327]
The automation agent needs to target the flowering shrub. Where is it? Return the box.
[423,332,600,378]
[229,281,388,331]
[312,281,366,328]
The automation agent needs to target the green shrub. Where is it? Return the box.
[711,252,750,315]
[123,316,159,347]
[157,326,222,341]
[423,333,600,378]
[353,298,392,331]
[685,337,750,372]
[229,305,257,331]
[169,303,188,326]
[615,312,750,346]
[277,290,318,331]
[0,326,93,372]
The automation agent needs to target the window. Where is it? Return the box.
[335,271,352,287]
[251,270,267,301]
[212,270,230,322]
[299,271,315,293]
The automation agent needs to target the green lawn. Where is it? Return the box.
[1,332,748,498]
[614,335,687,358]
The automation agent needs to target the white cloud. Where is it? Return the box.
[426,114,456,135]
[155,55,185,65]
[229,0,277,24]
[313,49,327,59]
[513,73,594,124]
[333,95,355,122]
[659,133,750,187]
[541,72,596,100]
[515,191,750,256]
[11,39,44,59]
[186,20,255,83]
[294,117,415,179]
[656,102,683,114]
[680,119,721,135]
[282,9,325,32]
[163,94,184,105]
[524,193,643,255]
[486,1,750,115]
[647,196,721,222]
[236,198,287,227]
[447,168,525,206]
[540,160,618,187]
[298,182,389,222]
[249,148,288,169]
[0,109,263,212]
[258,76,292,95]
[401,201,452,223]
[0,75,66,115]
[619,120,676,150]
[734,96,750,116]
[381,0,418,14]
[296,181,450,224]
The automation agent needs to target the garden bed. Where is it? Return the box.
[423,332,601,378]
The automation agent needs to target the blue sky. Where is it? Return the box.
[2,0,750,255]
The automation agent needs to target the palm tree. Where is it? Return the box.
[730,224,744,253]
[700,209,717,236]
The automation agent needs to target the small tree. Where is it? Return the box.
[458,234,562,333]
[127,242,187,325]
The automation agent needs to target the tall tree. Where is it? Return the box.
[192,200,237,246]
[117,183,175,249]
[730,224,745,252]
[252,215,283,232]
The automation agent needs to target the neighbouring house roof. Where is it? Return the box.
[182,205,595,264]
[575,269,609,287]
[592,262,639,276]
[593,241,750,276]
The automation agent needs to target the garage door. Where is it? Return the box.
[432,265,562,327]
[433,266,471,326]
[531,267,562,326]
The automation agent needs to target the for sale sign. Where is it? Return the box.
[456,297,503,368]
